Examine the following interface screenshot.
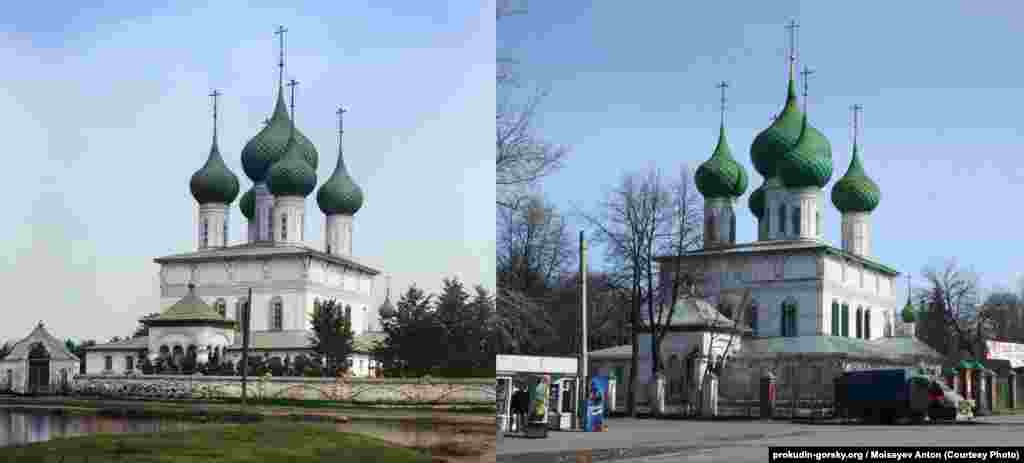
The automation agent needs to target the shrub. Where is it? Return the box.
[267,357,285,377]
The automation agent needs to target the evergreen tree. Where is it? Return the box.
[0,341,11,361]
[376,285,441,377]
[436,278,473,375]
[308,298,355,376]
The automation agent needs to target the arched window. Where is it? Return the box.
[831,300,840,336]
[223,222,228,245]
[778,205,786,236]
[706,215,717,243]
[270,297,283,331]
[215,298,227,318]
[864,309,872,339]
[855,307,863,338]
[793,206,800,235]
[345,305,352,327]
[729,213,736,243]
[363,306,369,332]
[281,214,288,241]
[781,299,797,337]
[841,304,850,337]
[202,219,209,247]
[748,301,758,336]
[815,211,821,237]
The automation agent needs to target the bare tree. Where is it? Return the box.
[496,3,569,210]
[916,259,991,359]
[495,196,574,355]
[579,167,675,416]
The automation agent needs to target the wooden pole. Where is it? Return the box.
[241,287,252,408]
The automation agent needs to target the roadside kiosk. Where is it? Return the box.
[497,355,581,433]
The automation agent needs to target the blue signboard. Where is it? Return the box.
[585,376,609,432]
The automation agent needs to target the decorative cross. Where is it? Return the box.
[337,106,347,135]
[716,81,729,126]
[785,19,800,78]
[209,89,221,142]
[850,104,863,146]
[286,78,299,120]
[275,25,288,86]
[800,65,815,112]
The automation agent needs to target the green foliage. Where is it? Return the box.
[267,357,286,376]
[0,341,12,361]
[309,298,355,375]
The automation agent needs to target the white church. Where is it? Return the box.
[84,33,396,378]
[590,27,945,414]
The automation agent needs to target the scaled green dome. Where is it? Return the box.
[267,132,317,197]
[750,79,803,178]
[778,115,833,189]
[831,144,880,213]
[748,182,766,219]
[190,141,240,205]
[240,187,255,220]
[241,88,319,182]
[317,148,364,215]
[695,125,748,199]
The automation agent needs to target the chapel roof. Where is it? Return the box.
[146,284,234,326]
[2,322,79,362]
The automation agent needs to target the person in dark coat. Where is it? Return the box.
[512,387,530,432]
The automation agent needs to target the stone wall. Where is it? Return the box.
[72,374,495,405]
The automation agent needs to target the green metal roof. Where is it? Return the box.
[267,132,317,198]
[750,79,803,178]
[831,144,881,213]
[748,182,766,219]
[241,87,318,182]
[146,284,233,326]
[778,114,833,189]
[666,296,736,329]
[695,124,748,199]
[190,141,240,205]
[316,139,364,215]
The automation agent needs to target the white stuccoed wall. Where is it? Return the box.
[821,255,897,339]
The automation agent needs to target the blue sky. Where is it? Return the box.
[499,1,1024,304]
[0,0,495,343]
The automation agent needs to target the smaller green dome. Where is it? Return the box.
[695,125,748,199]
[778,115,833,189]
[240,187,255,220]
[831,144,881,213]
[750,79,804,178]
[267,131,317,198]
[317,152,364,215]
[902,301,917,323]
[748,182,766,219]
[190,141,240,205]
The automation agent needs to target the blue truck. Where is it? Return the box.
[834,368,960,424]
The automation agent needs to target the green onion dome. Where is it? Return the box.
[748,182,766,219]
[750,79,803,178]
[239,187,255,220]
[241,88,319,182]
[830,144,880,213]
[317,146,364,215]
[267,130,317,198]
[695,125,748,199]
[778,114,833,189]
[189,141,240,205]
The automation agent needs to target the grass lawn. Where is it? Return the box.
[0,423,434,462]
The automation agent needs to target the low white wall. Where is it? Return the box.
[72,374,495,405]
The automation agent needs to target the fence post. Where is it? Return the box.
[760,371,775,420]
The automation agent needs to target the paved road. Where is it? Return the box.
[496,415,1024,463]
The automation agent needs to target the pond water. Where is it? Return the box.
[0,408,495,463]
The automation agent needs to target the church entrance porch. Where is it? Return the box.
[27,342,51,395]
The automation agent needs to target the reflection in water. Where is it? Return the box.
[0,408,495,462]
[0,409,195,448]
